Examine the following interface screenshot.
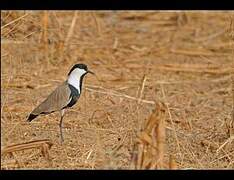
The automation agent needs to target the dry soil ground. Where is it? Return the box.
[1,11,234,169]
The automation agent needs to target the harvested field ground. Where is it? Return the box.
[1,11,234,169]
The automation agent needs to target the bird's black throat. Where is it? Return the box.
[66,84,80,108]
[79,73,87,93]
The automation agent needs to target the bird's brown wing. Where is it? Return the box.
[30,81,71,117]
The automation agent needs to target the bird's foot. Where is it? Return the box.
[60,135,64,145]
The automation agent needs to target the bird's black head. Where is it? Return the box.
[67,63,94,94]
[68,64,88,76]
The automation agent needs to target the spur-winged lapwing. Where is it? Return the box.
[27,64,94,143]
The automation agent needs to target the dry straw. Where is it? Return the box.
[131,101,177,169]
[1,139,53,168]
[42,11,49,66]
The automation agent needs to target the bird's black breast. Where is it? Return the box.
[64,84,80,108]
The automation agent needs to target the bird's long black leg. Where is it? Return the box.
[59,109,65,144]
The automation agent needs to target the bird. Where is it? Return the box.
[27,63,94,143]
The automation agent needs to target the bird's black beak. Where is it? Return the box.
[87,70,95,75]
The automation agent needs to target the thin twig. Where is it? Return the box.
[2,19,23,37]
[170,48,230,57]
[101,64,234,74]
[216,135,234,153]
[160,84,182,159]
[1,13,28,30]
[90,12,101,36]
[42,11,49,65]
[85,87,155,105]
[138,75,147,104]
[193,29,226,42]
[64,11,78,47]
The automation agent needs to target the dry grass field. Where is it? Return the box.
[1,11,234,169]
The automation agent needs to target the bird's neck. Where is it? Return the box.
[67,73,86,94]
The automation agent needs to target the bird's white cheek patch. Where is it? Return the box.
[74,69,87,78]
[67,68,87,93]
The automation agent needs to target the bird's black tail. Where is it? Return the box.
[27,114,38,122]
